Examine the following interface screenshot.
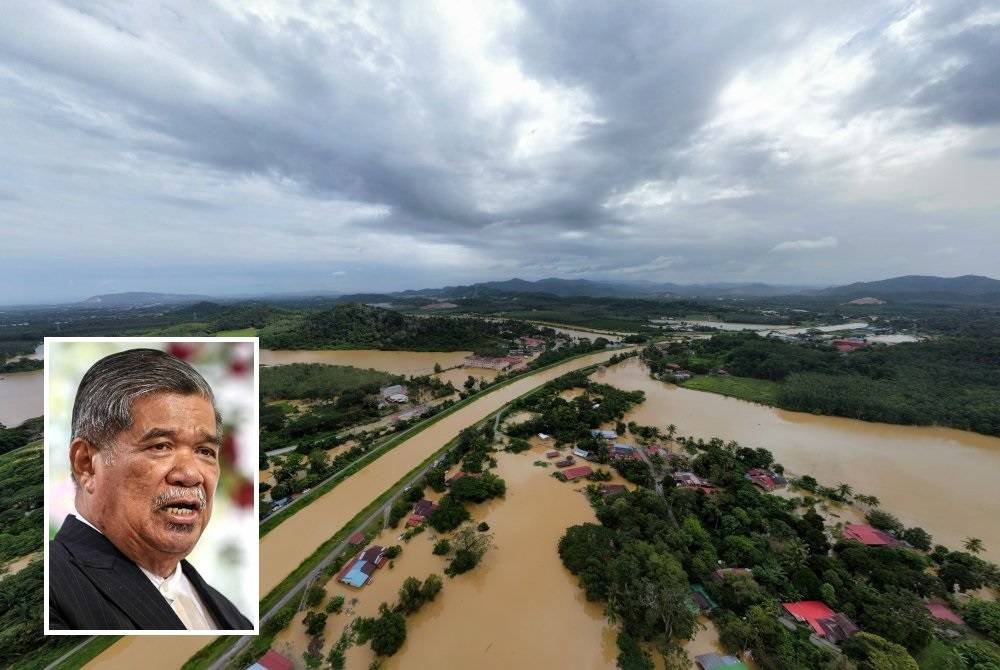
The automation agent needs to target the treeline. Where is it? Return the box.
[260,363,398,401]
[646,333,1000,437]
[0,417,43,457]
[260,303,539,351]
[0,358,43,373]
[559,436,1000,669]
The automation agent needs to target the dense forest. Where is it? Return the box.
[260,363,397,401]
[559,436,1000,669]
[645,333,1000,437]
[259,303,539,351]
[0,417,43,457]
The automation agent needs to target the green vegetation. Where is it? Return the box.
[558,434,999,669]
[0,416,42,457]
[0,358,42,373]
[261,363,397,401]
[645,333,1000,437]
[681,375,782,404]
[445,523,494,577]
[261,303,538,351]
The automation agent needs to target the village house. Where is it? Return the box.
[925,601,966,627]
[832,338,867,353]
[407,499,439,527]
[545,450,560,459]
[843,523,903,547]
[562,465,593,481]
[781,601,858,645]
[672,471,715,492]
[380,384,406,400]
[347,531,366,547]
[445,470,482,486]
[338,545,388,588]
[519,335,546,352]
[572,446,592,460]
[745,468,787,491]
[555,456,576,468]
[611,443,639,460]
[590,428,618,440]
[464,355,523,370]
[600,483,627,498]
[250,649,294,670]
[694,652,748,670]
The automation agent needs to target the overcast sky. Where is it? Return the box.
[2,1,999,302]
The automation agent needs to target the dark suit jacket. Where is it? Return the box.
[49,514,253,631]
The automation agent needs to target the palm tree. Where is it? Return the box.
[836,483,853,500]
[964,537,985,554]
[666,424,677,441]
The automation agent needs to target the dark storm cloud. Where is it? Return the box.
[0,0,998,301]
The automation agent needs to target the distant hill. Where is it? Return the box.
[82,291,214,308]
[818,275,1000,303]
[400,277,813,300]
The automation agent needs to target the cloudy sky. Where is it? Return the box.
[2,1,999,302]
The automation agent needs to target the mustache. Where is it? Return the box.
[152,486,207,511]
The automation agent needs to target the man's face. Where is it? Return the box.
[90,392,220,565]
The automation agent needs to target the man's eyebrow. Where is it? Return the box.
[139,428,222,447]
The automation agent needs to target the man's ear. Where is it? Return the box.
[69,438,100,494]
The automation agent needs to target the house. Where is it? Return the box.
[689,584,718,613]
[572,447,591,460]
[590,429,618,440]
[611,443,635,457]
[348,531,366,547]
[782,601,858,644]
[380,384,406,399]
[712,568,753,584]
[338,545,387,588]
[563,465,593,481]
[600,484,627,497]
[746,468,787,491]
[843,523,902,547]
[694,652,748,670]
[926,602,965,626]
[672,471,710,487]
[386,404,429,424]
[832,338,867,353]
[413,499,438,517]
[387,392,409,404]
[464,355,524,370]
[556,457,576,468]
[250,650,295,670]
[519,336,546,351]
[546,450,560,459]
[645,446,667,458]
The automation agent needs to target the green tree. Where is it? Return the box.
[841,632,918,670]
[302,610,328,635]
[305,584,326,608]
[964,537,985,554]
[369,603,407,656]
[420,574,443,602]
[432,539,451,555]
[396,577,425,615]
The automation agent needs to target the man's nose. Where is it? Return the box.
[166,448,204,488]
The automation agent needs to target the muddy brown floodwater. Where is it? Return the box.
[593,357,1000,562]
[88,349,627,670]
[0,370,42,427]
[259,349,472,376]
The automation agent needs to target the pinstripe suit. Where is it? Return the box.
[49,515,252,631]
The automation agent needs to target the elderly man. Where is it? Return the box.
[49,348,252,631]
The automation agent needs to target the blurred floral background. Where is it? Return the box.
[47,339,258,624]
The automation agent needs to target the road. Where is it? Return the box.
[82,348,628,670]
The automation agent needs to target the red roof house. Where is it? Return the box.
[926,602,965,626]
[833,338,867,353]
[546,450,560,458]
[782,601,858,643]
[843,523,901,547]
[253,650,294,670]
[563,466,593,481]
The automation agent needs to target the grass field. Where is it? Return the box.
[681,374,782,405]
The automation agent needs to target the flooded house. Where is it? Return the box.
[338,545,388,588]
[745,468,787,491]
[842,523,903,547]
[781,601,858,645]
[562,465,593,481]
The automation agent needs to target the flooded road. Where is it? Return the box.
[260,349,472,376]
[88,349,625,670]
[0,370,42,427]
[594,358,1000,562]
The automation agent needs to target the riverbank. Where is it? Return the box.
[596,357,1000,562]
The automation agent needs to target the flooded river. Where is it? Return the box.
[89,349,626,670]
[0,370,42,427]
[594,358,1000,562]
[260,349,473,376]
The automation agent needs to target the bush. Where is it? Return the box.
[432,539,451,555]
[305,584,326,608]
[369,604,407,656]
[428,495,470,532]
[384,545,403,559]
[325,594,345,614]
[421,574,443,602]
[302,610,328,636]
[965,599,1000,644]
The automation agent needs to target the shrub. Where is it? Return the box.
[432,539,451,555]
[305,584,326,608]
[325,594,345,614]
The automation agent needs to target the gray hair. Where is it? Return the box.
[71,348,222,466]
